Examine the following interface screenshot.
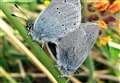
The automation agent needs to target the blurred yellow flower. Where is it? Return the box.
[99,20,107,30]
[113,20,120,35]
[44,0,50,6]
[96,0,120,13]
[108,0,120,14]
[96,0,109,11]
[94,0,120,32]
[99,36,111,46]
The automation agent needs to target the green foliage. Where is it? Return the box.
[0,0,120,83]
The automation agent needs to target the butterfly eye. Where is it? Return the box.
[26,19,34,31]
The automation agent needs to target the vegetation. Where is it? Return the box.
[0,0,120,83]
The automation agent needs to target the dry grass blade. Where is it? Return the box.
[0,67,17,83]
[0,73,47,78]
[17,60,26,78]
[68,76,82,83]
[108,41,120,50]
[95,74,120,82]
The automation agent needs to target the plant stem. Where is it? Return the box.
[0,2,67,83]
[85,56,95,83]
[0,67,17,83]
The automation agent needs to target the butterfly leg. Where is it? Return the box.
[40,40,45,48]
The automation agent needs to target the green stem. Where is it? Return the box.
[85,56,95,83]
[0,2,67,83]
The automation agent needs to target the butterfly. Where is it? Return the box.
[30,0,81,43]
[28,0,99,75]
[47,23,99,75]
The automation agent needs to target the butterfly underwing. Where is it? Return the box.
[30,0,81,43]
[47,23,99,75]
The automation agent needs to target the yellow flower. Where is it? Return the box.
[44,0,50,6]
[95,0,120,13]
[99,36,111,46]
[96,0,109,11]
[108,0,120,14]
[99,20,107,30]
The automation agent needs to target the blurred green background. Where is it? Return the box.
[0,0,120,83]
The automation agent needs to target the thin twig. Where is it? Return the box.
[95,74,120,82]
[92,51,120,71]
[0,73,46,78]
[17,60,26,78]
[0,72,83,83]
[95,70,109,75]
[0,67,17,83]
[68,76,82,83]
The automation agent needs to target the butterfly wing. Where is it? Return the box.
[55,23,99,75]
[31,0,81,42]
[52,0,81,7]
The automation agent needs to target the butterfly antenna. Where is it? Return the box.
[11,13,27,21]
[14,4,29,19]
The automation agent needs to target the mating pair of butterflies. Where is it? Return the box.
[29,0,99,75]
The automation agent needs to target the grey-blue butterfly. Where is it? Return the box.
[29,0,99,75]
[54,23,99,75]
[47,23,99,75]
[30,0,81,43]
